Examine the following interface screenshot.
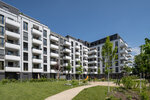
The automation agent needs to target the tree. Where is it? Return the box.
[133,37,150,79]
[76,61,83,85]
[66,61,71,80]
[100,36,117,92]
[98,67,101,79]
[122,65,132,76]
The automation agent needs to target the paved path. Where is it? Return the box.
[45,82,117,100]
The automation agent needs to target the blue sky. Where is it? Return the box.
[2,0,150,55]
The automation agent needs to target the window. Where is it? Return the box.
[43,48,47,54]
[0,26,4,36]
[23,42,28,51]
[115,67,119,73]
[0,38,4,47]
[23,21,28,31]
[43,39,47,46]
[8,62,13,67]
[44,65,47,71]
[23,53,28,61]
[72,61,74,66]
[0,61,4,70]
[44,56,47,63]
[115,61,118,66]
[97,47,100,51]
[71,41,73,46]
[71,48,73,53]
[0,15,4,24]
[43,30,47,37]
[115,41,118,47]
[23,32,28,41]
[24,63,28,71]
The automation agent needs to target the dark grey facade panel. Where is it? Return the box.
[0,1,19,15]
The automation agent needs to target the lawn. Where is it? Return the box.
[0,81,74,100]
[73,86,112,100]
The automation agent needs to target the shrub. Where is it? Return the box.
[1,79,10,84]
[82,80,88,84]
[10,79,17,83]
[71,80,78,86]
[121,76,138,89]
[140,91,149,100]
[101,78,106,81]
[127,95,132,100]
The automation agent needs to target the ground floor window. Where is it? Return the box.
[0,61,4,70]
[24,63,28,71]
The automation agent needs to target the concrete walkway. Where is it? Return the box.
[45,82,117,100]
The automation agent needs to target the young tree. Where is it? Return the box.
[76,61,83,85]
[122,65,132,76]
[66,61,72,80]
[98,67,101,79]
[101,36,117,92]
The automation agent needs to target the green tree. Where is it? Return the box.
[100,36,117,92]
[76,61,83,85]
[66,61,72,80]
[122,65,132,76]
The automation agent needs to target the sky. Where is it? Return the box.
[2,0,150,55]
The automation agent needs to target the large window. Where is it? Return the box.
[23,63,28,71]
[0,26,4,36]
[0,15,4,24]
[23,42,28,51]
[43,39,47,46]
[43,30,47,37]
[23,52,28,61]
[0,38,4,47]
[23,32,28,41]
[0,61,4,70]
[23,21,28,31]
[44,65,47,71]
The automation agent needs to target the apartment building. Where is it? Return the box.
[88,34,132,78]
[66,36,89,78]
[0,1,132,80]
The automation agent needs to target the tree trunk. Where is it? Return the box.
[108,72,110,93]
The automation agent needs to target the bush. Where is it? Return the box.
[140,91,149,100]
[101,78,106,81]
[82,80,88,84]
[1,79,10,84]
[71,80,78,86]
[10,79,17,83]
[121,76,138,89]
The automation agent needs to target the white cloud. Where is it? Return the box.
[132,47,140,56]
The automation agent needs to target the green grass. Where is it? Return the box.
[73,86,112,100]
[0,81,75,100]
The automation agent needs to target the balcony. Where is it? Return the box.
[64,41,71,46]
[50,44,59,50]
[88,61,97,64]
[88,55,97,58]
[90,72,98,74]
[83,54,88,58]
[32,29,42,36]
[5,18,20,27]
[32,48,42,54]
[83,72,88,74]
[50,61,57,65]
[63,48,71,53]
[127,48,132,52]
[32,38,42,45]
[75,52,80,55]
[88,49,97,54]
[120,63,127,67]
[120,56,128,61]
[83,49,88,52]
[75,58,80,61]
[63,56,71,60]
[5,55,20,61]
[63,63,68,66]
[51,69,57,73]
[83,60,88,63]
[89,66,98,69]
[5,30,20,39]
[120,49,128,54]
[33,68,42,72]
[126,54,132,58]
[50,52,59,58]
[50,35,59,41]
[75,45,80,49]
[5,42,20,50]
[120,42,128,47]
[32,58,42,63]
[5,67,20,72]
